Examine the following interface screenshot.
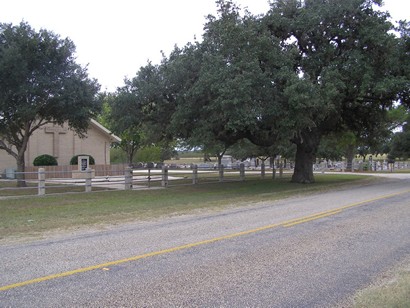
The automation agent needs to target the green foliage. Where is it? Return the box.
[110,147,127,164]
[263,0,406,182]
[110,144,175,164]
[160,142,179,161]
[0,21,100,183]
[104,83,151,165]
[0,22,101,138]
[112,0,409,184]
[390,130,410,160]
[33,154,58,166]
[95,93,112,129]
[112,127,144,165]
[228,139,280,161]
[316,135,344,162]
[136,146,162,163]
[70,155,95,165]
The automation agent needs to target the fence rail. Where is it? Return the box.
[3,160,408,198]
[23,164,128,179]
[0,164,285,197]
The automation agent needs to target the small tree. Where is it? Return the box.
[112,128,144,166]
[104,81,149,166]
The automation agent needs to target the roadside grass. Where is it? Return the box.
[0,181,37,196]
[0,174,372,241]
[387,169,410,173]
[354,266,410,308]
[0,180,111,196]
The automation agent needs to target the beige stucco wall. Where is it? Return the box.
[1,121,115,172]
[0,150,17,171]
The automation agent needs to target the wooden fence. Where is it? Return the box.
[24,164,128,179]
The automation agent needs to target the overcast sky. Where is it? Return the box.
[1,0,409,92]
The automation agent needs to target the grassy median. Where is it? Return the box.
[0,174,372,241]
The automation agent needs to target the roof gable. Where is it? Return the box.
[90,119,121,143]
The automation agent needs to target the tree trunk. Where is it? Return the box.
[345,144,355,172]
[215,149,227,168]
[16,130,31,187]
[291,130,321,184]
[16,153,27,187]
[217,153,223,167]
[126,148,134,167]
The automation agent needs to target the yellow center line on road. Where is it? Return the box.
[1,188,410,292]
[282,209,343,227]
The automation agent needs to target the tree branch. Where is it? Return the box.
[0,139,18,159]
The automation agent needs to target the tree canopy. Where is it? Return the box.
[107,0,410,182]
[261,0,407,182]
[389,111,410,160]
[0,22,100,185]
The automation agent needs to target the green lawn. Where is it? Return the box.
[0,179,113,196]
[0,174,373,241]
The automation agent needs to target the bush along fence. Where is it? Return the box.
[1,163,285,197]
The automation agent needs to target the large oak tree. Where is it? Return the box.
[0,22,100,186]
[265,0,408,182]
[115,0,409,184]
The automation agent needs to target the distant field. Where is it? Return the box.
[177,152,205,158]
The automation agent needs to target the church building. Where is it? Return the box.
[0,119,121,173]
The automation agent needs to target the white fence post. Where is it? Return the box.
[125,167,133,190]
[192,164,198,184]
[85,168,92,192]
[162,165,168,187]
[38,168,45,196]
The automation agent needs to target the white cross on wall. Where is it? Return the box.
[45,126,67,158]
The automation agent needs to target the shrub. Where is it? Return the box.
[70,154,95,165]
[33,154,58,166]
[136,146,161,163]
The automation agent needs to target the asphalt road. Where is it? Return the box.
[1,173,409,307]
